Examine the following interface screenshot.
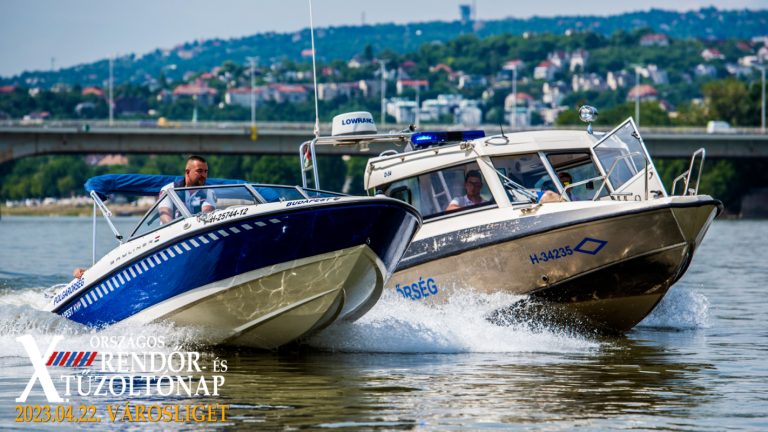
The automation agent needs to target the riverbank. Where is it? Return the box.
[0,203,149,217]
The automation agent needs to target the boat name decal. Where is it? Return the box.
[529,237,608,265]
[54,278,85,305]
[395,277,439,300]
[285,197,342,207]
[197,208,248,225]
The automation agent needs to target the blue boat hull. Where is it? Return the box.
[54,200,420,347]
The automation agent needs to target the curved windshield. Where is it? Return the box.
[131,185,259,238]
[593,121,648,190]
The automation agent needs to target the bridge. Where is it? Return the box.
[1,120,767,164]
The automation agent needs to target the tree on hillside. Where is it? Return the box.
[702,78,753,126]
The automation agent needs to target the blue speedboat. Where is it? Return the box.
[48,174,421,348]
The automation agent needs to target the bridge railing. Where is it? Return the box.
[0,119,765,135]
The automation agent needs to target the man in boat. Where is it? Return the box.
[446,170,485,211]
[74,156,217,279]
[158,155,217,224]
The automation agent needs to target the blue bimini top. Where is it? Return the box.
[85,174,247,199]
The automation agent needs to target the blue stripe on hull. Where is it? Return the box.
[57,201,420,327]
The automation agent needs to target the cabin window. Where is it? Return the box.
[376,162,495,218]
[593,121,649,190]
[544,152,609,201]
[489,153,555,203]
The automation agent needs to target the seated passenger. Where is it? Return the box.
[446,170,485,211]
[159,155,216,223]
[558,171,574,200]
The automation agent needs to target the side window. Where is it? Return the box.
[377,162,495,218]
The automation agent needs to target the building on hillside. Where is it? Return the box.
[396,79,429,95]
[81,87,104,97]
[386,98,417,124]
[701,48,725,61]
[534,60,558,81]
[271,84,308,104]
[538,106,568,125]
[626,84,658,102]
[172,83,218,106]
[455,100,482,126]
[639,33,669,47]
[430,63,458,81]
[421,94,463,120]
[317,82,360,101]
[758,45,768,62]
[637,64,669,85]
[547,51,569,68]
[694,64,718,78]
[571,73,607,92]
[457,73,487,89]
[225,87,271,108]
[726,63,753,77]
[542,81,568,107]
[606,71,631,90]
[739,55,760,67]
[569,49,589,72]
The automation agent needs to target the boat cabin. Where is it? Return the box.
[363,118,668,220]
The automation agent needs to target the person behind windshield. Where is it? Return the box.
[558,171,574,200]
[446,170,485,211]
[73,156,215,278]
[159,155,216,223]
[537,171,573,203]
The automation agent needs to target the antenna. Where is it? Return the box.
[499,122,507,139]
[308,0,320,138]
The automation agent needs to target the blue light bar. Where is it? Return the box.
[410,130,485,148]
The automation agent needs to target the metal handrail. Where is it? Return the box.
[671,148,706,196]
[89,190,123,243]
[300,131,412,189]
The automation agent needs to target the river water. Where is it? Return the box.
[0,216,766,430]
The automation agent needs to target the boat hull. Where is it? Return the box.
[53,199,420,348]
[387,196,720,331]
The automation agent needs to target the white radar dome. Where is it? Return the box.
[331,112,377,136]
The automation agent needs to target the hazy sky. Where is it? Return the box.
[1,0,766,77]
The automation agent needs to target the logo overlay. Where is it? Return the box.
[14,335,229,424]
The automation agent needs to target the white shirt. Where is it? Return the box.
[448,195,482,208]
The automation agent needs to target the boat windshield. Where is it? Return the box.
[489,153,556,203]
[375,161,495,218]
[543,152,609,201]
[131,185,260,238]
[593,120,649,190]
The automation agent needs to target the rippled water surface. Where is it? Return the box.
[0,216,766,430]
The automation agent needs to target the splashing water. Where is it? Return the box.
[0,287,210,359]
[638,285,710,329]
[0,281,709,357]
[309,290,600,354]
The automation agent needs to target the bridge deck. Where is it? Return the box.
[1,122,767,164]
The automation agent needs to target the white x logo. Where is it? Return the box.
[16,335,64,403]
